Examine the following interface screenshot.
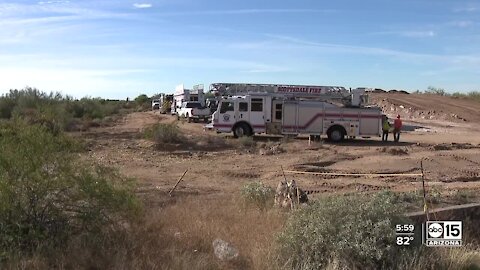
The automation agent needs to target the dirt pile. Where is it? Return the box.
[258,142,285,155]
[373,97,466,122]
[370,93,480,123]
[431,143,477,151]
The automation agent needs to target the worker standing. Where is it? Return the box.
[382,116,391,141]
[393,115,403,142]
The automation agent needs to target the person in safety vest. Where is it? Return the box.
[382,116,391,142]
[393,115,403,142]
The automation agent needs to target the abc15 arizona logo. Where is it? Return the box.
[424,221,462,247]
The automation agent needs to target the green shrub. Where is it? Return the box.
[391,190,422,204]
[277,192,413,269]
[134,94,151,111]
[0,88,128,132]
[451,189,476,204]
[241,182,274,210]
[428,186,443,204]
[0,121,139,258]
[145,123,183,145]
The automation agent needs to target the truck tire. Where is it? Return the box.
[186,114,191,123]
[327,126,345,142]
[233,123,251,138]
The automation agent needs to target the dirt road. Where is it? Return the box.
[79,108,480,211]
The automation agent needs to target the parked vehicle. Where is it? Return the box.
[151,99,160,110]
[172,84,205,115]
[210,83,383,141]
[177,101,210,123]
[206,97,218,115]
[151,94,173,113]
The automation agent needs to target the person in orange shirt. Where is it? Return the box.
[393,115,403,142]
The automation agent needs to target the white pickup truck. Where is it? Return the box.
[177,102,210,123]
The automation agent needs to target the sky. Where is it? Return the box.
[0,0,479,99]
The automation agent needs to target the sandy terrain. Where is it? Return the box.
[78,94,480,210]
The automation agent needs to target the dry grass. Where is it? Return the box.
[157,195,285,270]
[397,246,480,270]
[5,195,286,270]
[5,194,480,270]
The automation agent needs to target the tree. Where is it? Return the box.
[134,94,150,105]
[425,86,447,96]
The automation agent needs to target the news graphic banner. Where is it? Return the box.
[424,221,463,247]
[395,221,463,247]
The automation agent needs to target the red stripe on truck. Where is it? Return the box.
[214,113,380,131]
[283,113,381,130]
[213,124,265,130]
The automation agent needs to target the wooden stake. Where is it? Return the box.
[281,166,288,182]
[169,169,188,196]
[420,160,429,221]
[296,186,300,206]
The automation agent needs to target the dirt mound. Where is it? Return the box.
[381,147,409,155]
[258,142,285,156]
[370,93,480,123]
[344,183,385,192]
[431,143,477,151]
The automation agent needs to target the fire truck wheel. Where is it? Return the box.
[233,123,251,138]
[327,126,345,142]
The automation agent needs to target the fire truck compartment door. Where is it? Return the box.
[249,97,266,132]
[282,101,298,133]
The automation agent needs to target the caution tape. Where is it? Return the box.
[283,170,423,177]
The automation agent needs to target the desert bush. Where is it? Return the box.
[425,86,447,96]
[134,94,150,105]
[452,91,480,102]
[277,192,413,269]
[467,91,480,101]
[388,147,409,155]
[392,190,422,204]
[0,121,139,259]
[134,94,151,111]
[428,185,443,204]
[237,136,256,148]
[0,88,128,132]
[241,182,275,210]
[422,87,480,103]
[450,189,476,204]
[145,123,183,145]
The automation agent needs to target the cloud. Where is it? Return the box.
[158,9,334,16]
[448,21,474,27]
[265,34,480,68]
[371,30,436,38]
[401,31,436,38]
[133,3,152,9]
[453,7,478,12]
[38,0,70,5]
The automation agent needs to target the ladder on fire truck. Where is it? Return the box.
[209,83,367,107]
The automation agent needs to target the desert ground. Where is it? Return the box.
[78,93,480,212]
